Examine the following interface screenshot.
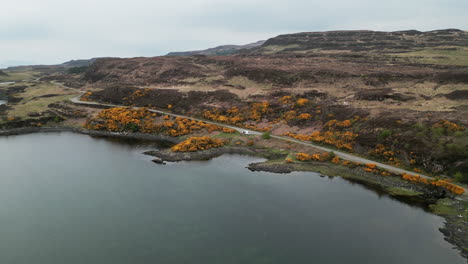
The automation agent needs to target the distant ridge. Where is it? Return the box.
[166,40,265,56]
[249,28,468,54]
[5,57,110,72]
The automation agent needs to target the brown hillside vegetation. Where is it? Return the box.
[75,30,468,181]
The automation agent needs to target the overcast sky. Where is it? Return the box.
[1,0,467,67]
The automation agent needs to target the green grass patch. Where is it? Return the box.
[0,71,41,82]
[5,82,79,119]
[429,198,459,216]
[386,187,422,197]
[261,44,300,54]
[393,46,468,66]
[214,131,241,139]
[227,76,272,90]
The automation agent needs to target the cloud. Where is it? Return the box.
[1,0,467,66]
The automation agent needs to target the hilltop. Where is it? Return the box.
[250,29,468,54]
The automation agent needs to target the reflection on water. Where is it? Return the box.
[0,132,464,264]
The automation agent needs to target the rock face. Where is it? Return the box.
[151,157,166,165]
[247,162,294,174]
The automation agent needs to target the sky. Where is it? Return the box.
[1,0,467,67]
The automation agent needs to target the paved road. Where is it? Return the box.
[67,88,467,194]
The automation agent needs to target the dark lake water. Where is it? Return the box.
[0,132,465,264]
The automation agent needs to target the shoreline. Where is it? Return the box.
[0,126,181,143]
[0,126,466,259]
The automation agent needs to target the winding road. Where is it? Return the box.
[67,87,467,194]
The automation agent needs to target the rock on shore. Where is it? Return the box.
[143,147,268,162]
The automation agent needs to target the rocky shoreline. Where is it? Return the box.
[0,126,181,143]
[143,146,287,162]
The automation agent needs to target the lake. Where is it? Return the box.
[0,132,464,264]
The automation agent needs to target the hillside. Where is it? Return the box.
[251,29,468,53]
[79,29,468,180]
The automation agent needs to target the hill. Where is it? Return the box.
[166,40,265,56]
[250,29,468,54]
[5,57,108,73]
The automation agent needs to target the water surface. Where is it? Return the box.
[0,132,464,264]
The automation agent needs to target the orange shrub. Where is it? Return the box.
[282,110,297,121]
[324,119,352,129]
[430,180,465,195]
[294,152,330,162]
[296,98,310,106]
[401,173,465,195]
[171,136,226,152]
[331,156,340,164]
[80,91,93,101]
[433,120,464,132]
[363,163,378,173]
[298,113,312,120]
[285,131,358,151]
[279,96,293,104]
[84,107,156,132]
[86,107,225,136]
[222,127,236,133]
[295,153,311,161]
